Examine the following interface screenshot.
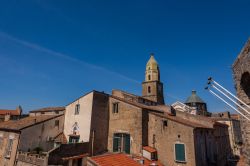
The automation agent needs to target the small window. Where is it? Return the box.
[69,136,79,143]
[148,75,151,80]
[75,104,80,115]
[175,143,186,162]
[163,120,168,127]
[55,120,59,127]
[0,137,3,149]
[112,102,119,114]
[5,139,13,158]
[55,110,59,114]
[148,86,151,93]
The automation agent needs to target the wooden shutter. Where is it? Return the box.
[175,143,186,162]
[113,137,120,152]
[124,134,130,154]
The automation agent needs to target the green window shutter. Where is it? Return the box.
[175,144,186,162]
[113,137,119,152]
[124,134,130,154]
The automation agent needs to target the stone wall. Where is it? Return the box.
[19,115,64,152]
[148,113,196,166]
[0,130,20,166]
[108,97,144,155]
[89,92,109,156]
[232,38,250,165]
[16,152,48,166]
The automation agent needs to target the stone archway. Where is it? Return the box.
[240,72,250,98]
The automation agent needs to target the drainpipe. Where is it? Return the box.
[91,130,95,156]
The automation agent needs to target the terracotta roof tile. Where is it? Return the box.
[54,132,67,144]
[143,146,157,153]
[0,115,63,130]
[134,156,163,166]
[110,95,171,114]
[151,112,214,129]
[90,154,141,166]
[0,109,20,116]
[30,107,65,113]
[90,153,164,166]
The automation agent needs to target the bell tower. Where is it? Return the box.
[142,54,165,104]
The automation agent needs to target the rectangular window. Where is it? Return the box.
[175,143,186,162]
[163,120,168,127]
[113,136,121,152]
[113,133,130,154]
[0,137,3,149]
[5,139,13,158]
[55,120,59,127]
[112,103,119,114]
[75,104,80,115]
[69,136,79,143]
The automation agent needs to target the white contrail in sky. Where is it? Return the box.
[0,31,140,84]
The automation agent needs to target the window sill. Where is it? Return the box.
[175,160,187,163]
[5,156,10,159]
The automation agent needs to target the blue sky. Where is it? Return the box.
[0,0,249,113]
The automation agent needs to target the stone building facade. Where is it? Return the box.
[232,38,250,165]
[0,114,64,165]
[0,129,20,166]
[107,55,231,166]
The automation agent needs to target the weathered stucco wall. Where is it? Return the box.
[19,115,64,152]
[89,92,109,155]
[0,130,20,166]
[148,113,196,166]
[64,92,94,142]
[108,97,143,155]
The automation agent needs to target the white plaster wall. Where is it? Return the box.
[142,150,151,160]
[64,92,94,142]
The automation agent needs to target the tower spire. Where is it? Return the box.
[142,54,164,104]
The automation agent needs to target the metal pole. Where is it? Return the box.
[211,84,250,116]
[207,89,250,121]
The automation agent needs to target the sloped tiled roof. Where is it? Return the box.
[54,132,67,144]
[0,115,63,130]
[89,153,163,166]
[30,107,65,113]
[89,153,141,166]
[143,146,157,153]
[0,109,20,116]
[48,143,89,165]
[151,112,214,129]
[110,95,171,114]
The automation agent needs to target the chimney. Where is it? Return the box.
[4,114,10,121]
